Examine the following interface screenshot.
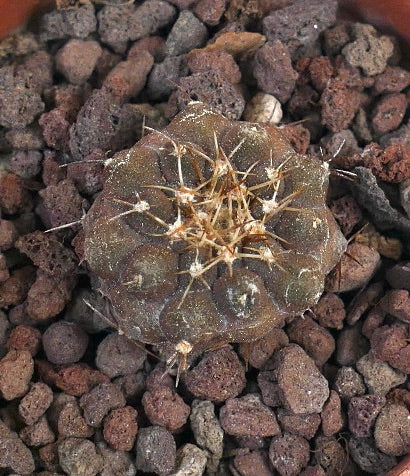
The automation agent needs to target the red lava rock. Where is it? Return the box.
[16,231,78,278]
[311,293,345,330]
[102,51,154,103]
[386,388,410,410]
[0,419,35,475]
[374,404,410,456]
[334,366,366,400]
[370,324,410,374]
[18,382,53,425]
[363,143,410,183]
[40,4,96,41]
[346,281,384,326]
[187,50,241,84]
[38,442,60,473]
[348,394,385,437]
[379,289,410,323]
[57,400,94,438]
[288,84,319,118]
[372,93,407,136]
[103,406,138,451]
[253,40,297,103]
[280,123,310,154]
[26,271,76,321]
[98,1,176,54]
[269,433,310,476]
[145,364,174,391]
[38,108,70,150]
[314,435,347,474]
[128,36,165,62]
[308,56,335,92]
[5,127,44,150]
[220,394,280,437]
[0,266,35,309]
[276,409,321,440]
[37,179,85,232]
[194,0,226,26]
[165,10,207,56]
[273,344,329,414]
[41,153,65,186]
[330,195,363,237]
[42,321,89,365]
[0,219,18,251]
[335,323,369,366]
[55,363,109,397]
[10,149,42,179]
[324,23,350,56]
[326,243,380,292]
[184,346,245,402]
[320,78,362,132]
[66,151,105,196]
[287,316,335,367]
[0,350,34,400]
[142,386,190,432]
[19,415,55,447]
[321,390,344,436]
[0,173,32,215]
[171,70,245,120]
[233,450,272,476]
[135,425,176,475]
[239,327,288,369]
[262,0,338,60]
[0,65,45,129]
[95,333,146,378]
[80,382,126,428]
[374,66,410,94]
[56,39,102,85]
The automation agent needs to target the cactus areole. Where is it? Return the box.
[83,102,346,371]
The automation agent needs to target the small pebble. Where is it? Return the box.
[348,437,397,474]
[311,293,345,329]
[0,350,34,401]
[56,39,102,85]
[276,409,321,440]
[184,346,245,402]
[142,386,190,432]
[0,419,35,475]
[6,324,41,356]
[42,321,88,365]
[273,344,329,414]
[135,425,176,475]
[335,324,369,366]
[243,92,283,124]
[194,0,227,26]
[19,415,55,447]
[19,382,53,426]
[55,363,109,397]
[58,437,103,476]
[233,450,272,476]
[321,390,344,436]
[348,394,385,437]
[356,352,406,395]
[334,366,366,400]
[374,404,410,456]
[219,394,280,437]
[253,40,297,103]
[102,406,138,451]
[173,443,208,476]
[190,399,223,470]
[57,400,94,438]
[79,382,126,428]
[372,93,408,136]
[165,10,208,56]
[269,433,310,476]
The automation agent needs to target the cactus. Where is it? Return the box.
[83,102,346,375]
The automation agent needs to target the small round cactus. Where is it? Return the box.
[83,102,346,372]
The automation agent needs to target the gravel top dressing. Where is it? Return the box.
[0,1,409,475]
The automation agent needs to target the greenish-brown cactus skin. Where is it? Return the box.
[83,102,347,361]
